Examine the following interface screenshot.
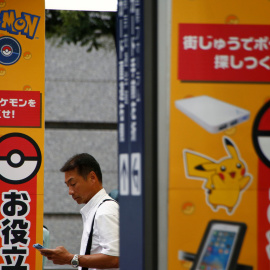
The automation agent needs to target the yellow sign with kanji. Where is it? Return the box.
[0,0,45,269]
[168,1,270,270]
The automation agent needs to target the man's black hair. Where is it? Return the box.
[60,153,102,183]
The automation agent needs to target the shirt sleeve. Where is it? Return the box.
[94,202,119,256]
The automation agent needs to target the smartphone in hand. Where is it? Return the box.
[33,243,45,250]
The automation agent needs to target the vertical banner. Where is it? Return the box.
[168,1,270,270]
[117,0,145,269]
[0,1,44,270]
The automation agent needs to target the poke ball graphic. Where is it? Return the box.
[0,67,6,76]
[225,15,239,24]
[253,100,270,167]
[23,51,32,60]
[0,133,42,184]
[23,85,32,91]
[2,45,12,56]
[0,0,6,8]
[0,36,21,65]
[182,202,195,215]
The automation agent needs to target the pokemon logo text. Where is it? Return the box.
[0,10,40,39]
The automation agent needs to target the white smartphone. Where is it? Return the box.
[191,220,247,270]
[175,96,250,133]
[33,243,45,249]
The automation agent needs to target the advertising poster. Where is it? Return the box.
[168,1,270,270]
[0,0,45,269]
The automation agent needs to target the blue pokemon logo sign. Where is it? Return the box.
[0,10,40,39]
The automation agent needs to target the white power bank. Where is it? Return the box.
[175,95,250,133]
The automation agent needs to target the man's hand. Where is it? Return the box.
[39,246,119,268]
[39,246,73,265]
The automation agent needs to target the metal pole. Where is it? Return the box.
[144,0,158,269]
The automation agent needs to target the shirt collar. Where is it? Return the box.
[80,188,106,219]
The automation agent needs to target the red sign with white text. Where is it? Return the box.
[178,24,270,82]
[0,180,37,270]
[0,91,41,127]
[0,132,42,269]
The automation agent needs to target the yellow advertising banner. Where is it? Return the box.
[0,0,44,269]
[168,1,270,270]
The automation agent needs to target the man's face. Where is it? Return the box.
[64,168,94,204]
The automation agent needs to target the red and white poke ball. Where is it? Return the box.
[0,133,42,184]
[1,45,12,57]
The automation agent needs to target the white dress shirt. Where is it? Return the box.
[79,188,119,270]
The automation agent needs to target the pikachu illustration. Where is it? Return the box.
[183,137,252,214]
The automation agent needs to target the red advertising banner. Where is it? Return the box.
[0,132,42,269]
[178,24,270,82]
[0,180,37,270]
[0,91,41,127]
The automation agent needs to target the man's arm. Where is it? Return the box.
[40,246,119,269]
[78,253,119,269]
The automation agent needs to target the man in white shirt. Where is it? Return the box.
[39,153,119,270]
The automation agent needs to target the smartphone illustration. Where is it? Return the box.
[33,243,45,250]
[191,220,247,270]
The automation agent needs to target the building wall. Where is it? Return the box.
[43,39,117,268]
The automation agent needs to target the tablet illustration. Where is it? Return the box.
[191,220,247,270]
[175,96,250,133]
